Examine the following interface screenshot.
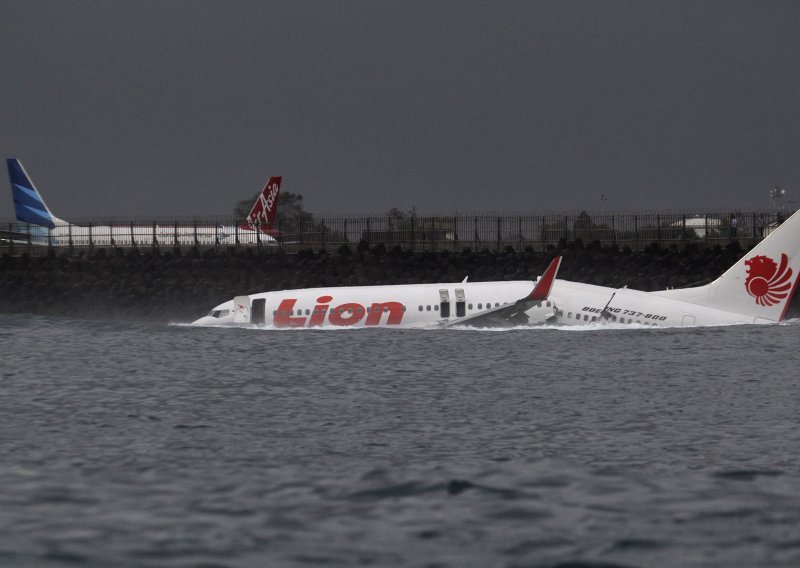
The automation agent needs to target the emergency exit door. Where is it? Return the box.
[455,288,466,317]
[439,289,450,318]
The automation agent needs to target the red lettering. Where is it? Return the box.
[328,303,365,326]
[308,295,332,327]
[273,299,306,328]
[365,302,405,326]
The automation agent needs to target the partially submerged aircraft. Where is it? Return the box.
[548,207,800,327]
[195,207,800,329]
[5,158,281,247]
[192,257,563,328]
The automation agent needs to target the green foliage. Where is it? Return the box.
[233,190,314,231]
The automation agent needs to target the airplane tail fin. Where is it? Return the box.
[6,158,63,229]
[655,209,800,322]
[241,176,281,232]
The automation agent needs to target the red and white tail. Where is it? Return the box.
[655,209,800,322]
[241,176,281,232]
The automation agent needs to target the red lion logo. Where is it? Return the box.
[744,253,793,306]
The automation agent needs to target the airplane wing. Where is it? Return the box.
[448,256,562,328]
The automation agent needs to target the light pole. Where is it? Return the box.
[770,185,785,212]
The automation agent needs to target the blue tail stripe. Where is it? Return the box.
[6,158,56,229]
[15,206,55,228]
[12,182,46,209]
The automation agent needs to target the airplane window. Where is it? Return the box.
[575,313,580,319]
[418,306,423,311]
[273,310,277,316]
[426,305,431,311]
[591,317,597,322]
[477,303,482,309]
[495,303,499,307]
[402,306,406,312]
[468,304,473,310]
[546,301,551,307]
[567,312,572,318]
[289,310,294,316]
[434,305,439,311]
[306,309,310,315]
[220,310,230,317]
[583,315,588,321]
[636,320,641,324]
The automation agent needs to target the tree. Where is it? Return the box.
[234,190,314,231]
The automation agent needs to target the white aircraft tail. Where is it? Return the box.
[656,209,800,322]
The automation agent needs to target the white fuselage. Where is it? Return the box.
[194,278,777,329]
[193,281,557,327]
[21,221,276,247]
[547,280,768,327]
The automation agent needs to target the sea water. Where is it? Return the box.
[1,314,799,567]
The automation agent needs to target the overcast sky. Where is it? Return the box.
[2,0,800,220]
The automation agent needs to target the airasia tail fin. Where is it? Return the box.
[241,176,281,233]
[654,209,800,322]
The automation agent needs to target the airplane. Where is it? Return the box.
[546,206,800,327]
[4,158,281,247]
[193,207,800,329]
[192,257,563,327]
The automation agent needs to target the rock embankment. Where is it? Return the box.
[1,241,797,322]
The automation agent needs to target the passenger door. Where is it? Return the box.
[439,289,451,318]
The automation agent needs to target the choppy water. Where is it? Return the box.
[1,315,799,567]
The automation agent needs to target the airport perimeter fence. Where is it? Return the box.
[0,210,794,256]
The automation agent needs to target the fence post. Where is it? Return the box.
[704,214,708,243]
[410,216,415,251]
[612,215,616,245]
[564,215,568,242]
[152,221,157,249]
[474,216,478,250]
[130,221,135,246]
[657,215,661,244]
[518,216,522,251]
[634,215,639,250]
[193,221,198,247]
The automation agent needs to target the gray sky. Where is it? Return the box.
[2,0,800,220]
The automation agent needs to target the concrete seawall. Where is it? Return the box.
[2,241,798,323]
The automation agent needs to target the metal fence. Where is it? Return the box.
[1,210,794,255]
